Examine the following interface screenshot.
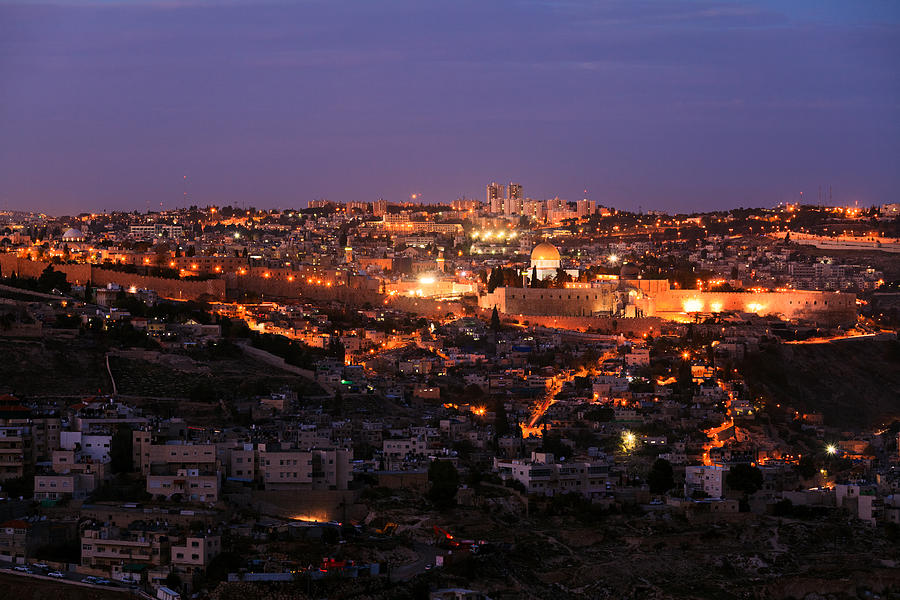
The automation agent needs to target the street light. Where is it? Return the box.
[825,444,837,456]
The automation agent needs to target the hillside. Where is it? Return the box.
[740,339,900,428]
[0,338,112,398]
[0,573,126,600]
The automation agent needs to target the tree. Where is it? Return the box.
[110,425,133,474]
[487,267,503,293]
[492,399,510,437]
[164,571,182,591]
[427,459,459,509]
[726,464,763,495]
[647,458,675,494]
[531,265,538,287]
[584,406,614,422]
[490,306,500,332]
[37,265,70,294]
[554,267,572,285]
[796,455,817,479]
[538,431,569,460]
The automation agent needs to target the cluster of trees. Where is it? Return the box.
[0,265,71,294]
[247,330,331,369]
[428,459,459,509]
[486,267,523,292]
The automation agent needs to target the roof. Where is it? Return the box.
[531,242,560,261]
[1,519,31,530]
[61,228,84,239]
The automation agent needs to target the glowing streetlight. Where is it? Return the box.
[608,254,618,263]
[825,444,837,456]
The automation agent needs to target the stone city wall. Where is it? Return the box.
[654,289,856,326]
[478,284,620,317]
[0,255,225,300]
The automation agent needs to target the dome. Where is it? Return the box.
[531,242,560,262]
[61,228,84,240]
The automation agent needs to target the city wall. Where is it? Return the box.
[0,255,226,300]
[478,285,620,317]
[473,277,856,328]
[225,274,383,305]
[654,289,856,326]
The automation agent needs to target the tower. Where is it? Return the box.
[506,182,524,216]
[487,182,507,214]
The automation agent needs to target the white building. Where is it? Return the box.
[494,452,611,497]
[684,465,728,499]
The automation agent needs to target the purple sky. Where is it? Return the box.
[1,1,898,214]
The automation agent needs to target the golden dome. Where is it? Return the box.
[531,242,560,262]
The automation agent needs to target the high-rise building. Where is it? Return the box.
[373,199,388,216]
[546,196,565,213]
[451,198,479,213]
[523,199,545,221]
[487,182,507,214]
[504,184,523,217]
[577,199,596,218]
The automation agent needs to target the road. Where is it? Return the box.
[390,542,439,581]
[0,562,143,595]
[525,348,617,431]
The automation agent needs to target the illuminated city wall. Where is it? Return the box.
[654,289,856,325]
[226,273,382,304]
[470,273,857,327]
[0,255,226,300]
[478,284,620,317]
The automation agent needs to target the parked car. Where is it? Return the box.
[48,571,65,578]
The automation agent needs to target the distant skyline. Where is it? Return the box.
[0,0,898,215]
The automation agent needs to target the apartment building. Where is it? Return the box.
[494,452,612,497]
[81,525,171,571]
[0,426,30,481]
[383,437,429,460]
[259,444,352,491]
[171,534,221,579]
[684,465,728,499]
[146,469,220,503]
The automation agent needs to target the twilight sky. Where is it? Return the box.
[0,1,898,215]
